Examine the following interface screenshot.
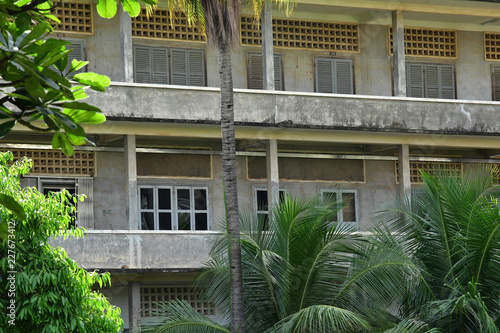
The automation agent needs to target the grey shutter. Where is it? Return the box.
[247,53,283,90]
[406,64,424,97]
[65,41,85,76]
[171,49,188,85]
[425,65,440,98]
[439,65,455,99]
[187,50,205,86]
[77,178,94,229]
[335,59,353,94]
[493,68,500,101]
[152,48,169,84]
[316,58,334,93]
[134,46,152,83]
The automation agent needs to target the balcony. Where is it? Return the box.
[51,230,220,270]
[87,82,500,136]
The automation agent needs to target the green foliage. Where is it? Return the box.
[0,152,123,332]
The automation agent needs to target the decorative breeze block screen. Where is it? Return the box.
[389,27,457,58]
[141,285,215,317]
[484,33,500,60]
[52,2,93,34]
[396,161,462,183]
[3,149,95,176]
[132,9,206,42]
[241,16,359,52]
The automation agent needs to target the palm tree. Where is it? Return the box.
[360,168,500,332]
[155,2,294,332]
[141,195,380,332]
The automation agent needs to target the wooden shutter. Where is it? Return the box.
[493,68,500,101]
[406,64,424,98]
[335,59,353,94]
[65,41,85,76]
[152,48,169,84]
[77,178,94,229]
[316,58,334,93]
[171,49,188,85]
[187,50,205,86]
[439,65,455,99]
[247,52,283,90]
[134,45,152,83]
[425,65,440,98]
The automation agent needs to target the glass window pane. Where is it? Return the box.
[195,213,208,230]
[158,189,171,210]
[140,188,154,209]
[256,190,268,211]
[343,193,356,222]
[159,213,172,230]
[141,212,154,230]
[177,189,191,210]
[178,213,191,230]
[194,189,207,210]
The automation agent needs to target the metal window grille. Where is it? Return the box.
[485,32,500,60]
[396,161,462,183]
[2,149,95,176]
[141,285,215,317]
[389,27,457,58]
[132,9,206,42]
[241,16,359,52]
[52,2,93,34]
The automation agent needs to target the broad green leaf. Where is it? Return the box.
[43,114,59,131]
[19,22,49,48]
[0,120,16,139]
[59,101,101,112]
[119,0,141,17]
[67,132,86,146]
[73,72,110,92]
[69,59,88,73]
[97,0,117,18]
[0,193,27,221]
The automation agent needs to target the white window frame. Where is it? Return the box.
[319,188,360,229]
[138,185,211,231]
[252,185,288,221]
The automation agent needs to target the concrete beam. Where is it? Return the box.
[266,139,279,214]
[398,144,411,199]
[119,10,133,83]
[392,11,406,97]
[125,135,138,230]
[262,2,275,91]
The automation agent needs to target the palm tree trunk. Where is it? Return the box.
[218,37,245,333]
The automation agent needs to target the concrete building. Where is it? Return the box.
[4,0,500,330]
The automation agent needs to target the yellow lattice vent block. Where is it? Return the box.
[396,161,462,183]
[241,16,359,52]
[52,2,93,34]
[132,9,206,42]
[484,33,500,60]
[2,149,95,176]
[141,286,214,317]
[389,27,457,58]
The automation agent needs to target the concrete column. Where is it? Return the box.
[120,10,134,82]
[128,282,141,330]
[398,144,411,199]
[392,10,406,97]
[125,135,138,230]
[266,139,279,214]
[262,2,275,91]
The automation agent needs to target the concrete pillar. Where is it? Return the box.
[262,2,275,91]
[392,10,406,97]
[125,135,138,230]
[128,282,141,330]
[398,144,411,199]
[266,139,279,214]
[120,9,134,82]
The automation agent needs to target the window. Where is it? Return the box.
[320,189,359,228]
[253,187,287,227]
[64,41,85,76]
[247,52,283,90]
[315,57,353,94]
[492,67,500,101]
[139,186,210,231]
[406,63,455,99]
[133,46,205,86]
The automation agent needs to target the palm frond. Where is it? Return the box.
[384,319,440,333]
